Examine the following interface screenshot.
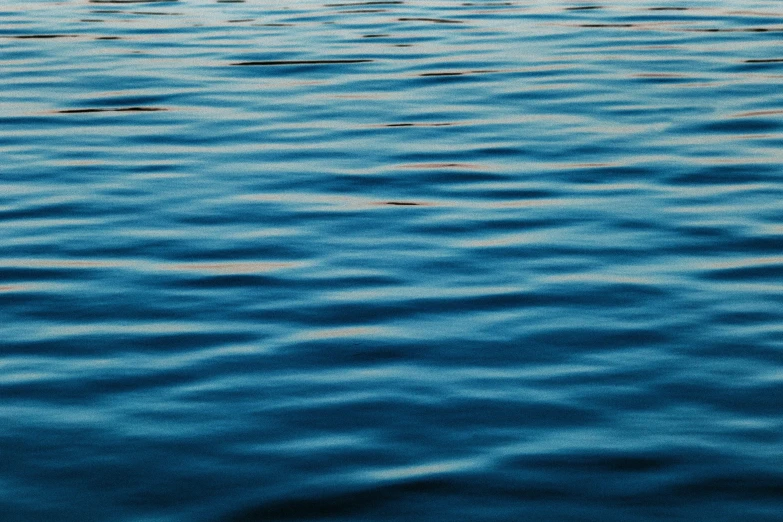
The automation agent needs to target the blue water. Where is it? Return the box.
[1,0,782,520]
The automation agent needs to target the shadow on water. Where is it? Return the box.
[222,478,457,522]
[231,59,374,66]
[56,107,168,113]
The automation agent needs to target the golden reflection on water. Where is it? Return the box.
[160,261,305,274]
[0,283,57,293]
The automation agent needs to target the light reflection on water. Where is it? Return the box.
[1,0,782,521]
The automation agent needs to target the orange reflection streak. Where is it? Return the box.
[731,110,783,118]
[13,259,125,268]
[160,261,304,274]
[0,284,43,293]
[700,256,783,271]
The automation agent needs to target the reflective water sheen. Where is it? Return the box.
[2,0,782,520]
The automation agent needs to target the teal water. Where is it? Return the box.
[1,1,782,521]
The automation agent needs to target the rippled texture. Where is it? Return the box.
[2,1,782,520]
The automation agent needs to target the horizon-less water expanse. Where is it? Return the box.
[1,0,782,520]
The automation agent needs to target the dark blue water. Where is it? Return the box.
[2,0,782,520]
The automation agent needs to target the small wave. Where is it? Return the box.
[55,107,168,113]
[231,59,373,66]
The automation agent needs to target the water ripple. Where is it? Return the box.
[1,0,782,521]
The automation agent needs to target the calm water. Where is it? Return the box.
[2,0,782,520]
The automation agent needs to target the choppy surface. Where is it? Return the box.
[2,0,782,520]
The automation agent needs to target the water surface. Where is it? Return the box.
[1,0,782,520]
